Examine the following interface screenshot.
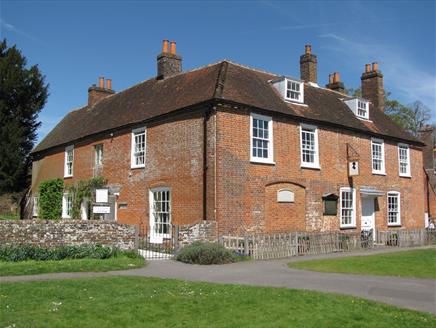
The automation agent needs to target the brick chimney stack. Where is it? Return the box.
[326,72,345,93]
[157,39,182,79]
[88,76,115,107]
[361,62,385,112]
[300,44,317,83]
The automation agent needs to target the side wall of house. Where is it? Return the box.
[31,109,207,231]
[215,105,425,235]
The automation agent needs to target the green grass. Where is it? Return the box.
[0,213,19,220]
[0,277,434,327]
[288,249,436,279]
[0,255,145,276]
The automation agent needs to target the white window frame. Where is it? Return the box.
[32,196,39,217]
[62,193,73,219]
[357,100,369,119]
[64,146,74,178]
[398,143,411,177]
[339,187,356,228]
[94,144,104,167]
[149,187,172,238]
[131,127,146,169]
[300,123,320,169]
[371,138,385,175]
[250,113,274,164]
[387,191,401,226]
[284,78,304,103]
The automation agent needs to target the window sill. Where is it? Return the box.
[399,174,411,178]
[388,224,402,227]
[340,226,357,230]
[130,165,145,170]
[284,99,308,106]
[372,171,386,176]
[250,159,276,165]
[301,164,321,170]
[64,175,73,179]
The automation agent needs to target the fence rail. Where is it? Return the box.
[220,231,373,260]
[376,229,436,247]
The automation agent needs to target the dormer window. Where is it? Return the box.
[272,77,304,104]
[344,98,369,120]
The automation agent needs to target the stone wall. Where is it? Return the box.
[178,220,217,246]
[0,220,138,250]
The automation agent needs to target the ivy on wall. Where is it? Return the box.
[38,178,64,220]
[66,176,107,220]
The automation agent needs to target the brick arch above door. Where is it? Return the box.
[264,182,306,233]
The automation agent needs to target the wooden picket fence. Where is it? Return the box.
[376,229,436,247]
[220,231,373,260]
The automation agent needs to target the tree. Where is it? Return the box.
[346,88,432,136]
[0,39,48,194]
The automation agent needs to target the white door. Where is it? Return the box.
[149,188,171,241]
[361,197,375,232]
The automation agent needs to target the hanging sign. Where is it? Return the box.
[348,161,359,176]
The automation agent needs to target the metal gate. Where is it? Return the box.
[138,225,178,260]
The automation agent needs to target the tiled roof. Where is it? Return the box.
[33,60,421,153]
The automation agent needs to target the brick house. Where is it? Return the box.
[419,126,436,224]
[31,40,426,237]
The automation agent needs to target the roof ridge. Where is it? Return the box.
[222,59,281,77]
[213,61,229,99]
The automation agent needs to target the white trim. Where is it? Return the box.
[371,138,385,175]
[250,113,274,164]
[284,78,304,104]
[32,196,39,217]
[339,187,356,228]
[387,191,401,226]
[398,143,411,177]
[64,145,74,178]
[300,123,320,169]
[62,192,72,219]
[131,127,146,169]
[149,187,172,238]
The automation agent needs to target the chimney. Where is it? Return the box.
[326,72,345,93]
[361,62,385,112]
[157,39,182,79]
[300,44,317,83]
[88,77,115,107]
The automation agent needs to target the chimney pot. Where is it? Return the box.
[361,62,384,112]
[98,77,104,89]
[333,72,341,83]
[106,79,112,90]
[372,62,379,71]
[328,74,333,84]
[305,44,311,55]
[365,64,371,73]
[162,39,169,53]
[170,41,176,55]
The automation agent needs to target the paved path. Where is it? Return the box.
[1,246,435,314]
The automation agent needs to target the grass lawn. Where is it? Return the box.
[0,255,145,276]
[0,213,19,220]
[288,249,436,279]
[0,277,434,328]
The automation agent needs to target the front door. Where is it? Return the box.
[361,197,375,232]
[149,188,171,241]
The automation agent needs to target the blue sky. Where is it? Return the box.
[1,0,435,143]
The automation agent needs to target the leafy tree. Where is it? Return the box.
[38,178,63,220]
[0,39,48,194]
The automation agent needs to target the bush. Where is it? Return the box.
[0,244,138,262]
[38,178,64,219]
[176,241,237,265]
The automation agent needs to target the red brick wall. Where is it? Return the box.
[32,110,206,231]
[215,105,425,235]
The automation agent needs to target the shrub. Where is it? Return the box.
[0,244,138,262]
[176,241,237,265]
[38,179,64,219]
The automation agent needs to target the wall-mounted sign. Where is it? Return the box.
[348,161,359,176]
[277,189,295,203]
[95,189,109,203]
[93,206,111,214]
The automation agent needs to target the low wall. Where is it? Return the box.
[178,220,217,246]
[0,220,138,250]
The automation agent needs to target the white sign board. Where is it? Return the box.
[277,189,294,203]
[95,189,108,203]
[93,206,111,214]
[348,161,359,176]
